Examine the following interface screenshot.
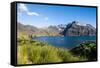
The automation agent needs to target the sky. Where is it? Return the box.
[17,3,97,28]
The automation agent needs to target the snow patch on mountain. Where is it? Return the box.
[76,22,86,26]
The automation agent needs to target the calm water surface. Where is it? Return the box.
[33,36,96,49]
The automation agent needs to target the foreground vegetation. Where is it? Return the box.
[17,32,97,64]
[17,40,83,64]
[71,41,97,61]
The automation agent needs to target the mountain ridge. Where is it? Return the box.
[17,21,96,36]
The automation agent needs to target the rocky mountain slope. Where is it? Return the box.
[62,21,96,36]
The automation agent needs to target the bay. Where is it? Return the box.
[33,36,96,49]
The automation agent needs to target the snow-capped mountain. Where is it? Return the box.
[61,21,96,36]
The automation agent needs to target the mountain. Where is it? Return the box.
[61,21,96,36]
[17,23,61,36]
[17,21,96,36]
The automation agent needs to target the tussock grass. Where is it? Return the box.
[17,40,81,64]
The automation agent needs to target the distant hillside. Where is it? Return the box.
[17,23,39,35]
[17,21,96,36]
[17,23,61,36]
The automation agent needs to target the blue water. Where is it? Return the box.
[33,36,96,49]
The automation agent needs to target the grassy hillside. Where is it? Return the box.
[17,32,96,65]
[17,40,83,64]
[17,32,82,64]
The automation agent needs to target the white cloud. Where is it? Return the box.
[27,12,39,16]
[19,3,28,12]
[18,3,39,16]
[18,3,49,21]
[44,17,49,21]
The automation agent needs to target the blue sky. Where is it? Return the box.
[17,3,96,28]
